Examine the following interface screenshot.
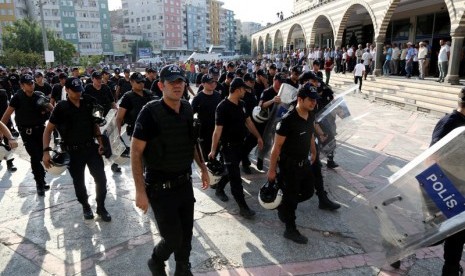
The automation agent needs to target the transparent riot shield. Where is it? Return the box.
[345,126,465,266]
[100,109,126,164]
[315,86,357,157]
[257,83,298,160]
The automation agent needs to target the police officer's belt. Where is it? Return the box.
[146,172,191,191]
[280,154,310,167]
[18,125,44,135]
[62,140,95,151]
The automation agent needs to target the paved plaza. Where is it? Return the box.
[0,89,461,275]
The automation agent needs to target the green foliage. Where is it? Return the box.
[79,55,104,67]
[239,35,251,55]
[0,49,44,68]
[2,18,77,66]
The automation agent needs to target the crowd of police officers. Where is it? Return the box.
[0,61,344,276]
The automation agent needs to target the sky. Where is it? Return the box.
[107,0,294,26]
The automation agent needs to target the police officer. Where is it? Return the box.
[42,77,111,221]
[218,62,236,83]
[267,84,319,244]
[285,66,301,89]
[83,71,120,173]
[144,67,158,91]
[1,74,52,196]
[116,72,156,140]
[34,72,52,98]
[131,64,209,276]
[219,72,234,99]
[209,78,264,219]
[8,68,20,96]
[50,73,68,106]
[116,68,132,99]
[191,74,222,160]
[254,69,269,100]
[299,72,341,211]
[432,88,465,276]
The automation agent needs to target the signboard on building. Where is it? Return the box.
[138,48,151,59]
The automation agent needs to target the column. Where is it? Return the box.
[373,41,384,77]
[445,36,464,85]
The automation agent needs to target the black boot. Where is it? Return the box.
[326,160,339,169]
[82,203,94,220]
[174,262,193,276]
[111,163,121,173]
[215,177,229,202]
[96,206,112,222]
[284,226,308,244]
[317,191,341,211]
[6,159,17,172]
[442,264,463,276]
[147,257,167,276]
[390,260,401,269]
[238,202,255,219]
[256,158,263,170]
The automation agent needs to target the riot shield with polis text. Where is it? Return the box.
[345,126,465,266]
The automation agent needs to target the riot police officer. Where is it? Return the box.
[131,64,209,276]
[42,77,111,221]
[267,84,319,244]
[1,74,52,196]
[209,78,264,219]
[83,71,119,173]
[116,72,156,139]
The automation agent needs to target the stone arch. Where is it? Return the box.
[252,38,257,56]
[378,0,456,40]
[258,36,264,54]
[265,33,272,53]
[286,23,307,51]
[336,0,378,44]
[274,29,284,52]
[310,14,336,48]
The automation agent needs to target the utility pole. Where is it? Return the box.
[38,0,50,67]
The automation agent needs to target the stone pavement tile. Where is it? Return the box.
[308,267,379,276]
[0,243,53,276]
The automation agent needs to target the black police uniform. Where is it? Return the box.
[132,99,195,269]
[191,90,222,159]
[8,72,20,95]
[253,81,266,102]
[0,88,15,170]
[117,77,132,98]
[276,108,315,231]
[119,89,156,136]
[9,88,48,191]
[215,98,252,210]
[34,81,53,98]
[51,82,65,103]
[83,83,114,117]
[430,109,465,275]
[49,92,109,219]
[241,87,261,169]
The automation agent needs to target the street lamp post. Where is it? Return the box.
[37,0,50,67]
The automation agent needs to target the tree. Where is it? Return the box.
[239,35,251,55]
[0,49,44,68]
[79,55,104,68]
[2,18,76,66]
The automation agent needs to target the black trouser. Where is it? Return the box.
[67,144,107,205]
[278,156,315,229]
[146,180,195,263]
[242,121,266,166]
[354,76,363,90]
[19,126,46,186]
[312,151,326,194]
[221,143,247,206]
[443,230,465,272]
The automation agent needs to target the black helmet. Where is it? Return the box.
[36,92,50,111]
[258,178,283,210]
[206,158,226,188]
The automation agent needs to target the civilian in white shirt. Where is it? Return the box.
[361,50,372,80]
[391,43,401,75]
[437,39,450,83]
[354,59,366,92]
[418,42,428,80]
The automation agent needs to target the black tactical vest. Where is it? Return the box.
[144,99,195,173]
